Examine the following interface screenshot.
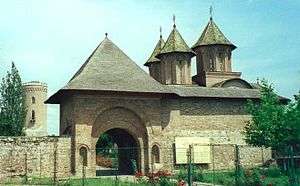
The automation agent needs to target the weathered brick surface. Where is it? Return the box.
[0,137,71,180]
[0,94,271,180]
[59,94,271,177]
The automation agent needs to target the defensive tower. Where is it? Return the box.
[23,81,47,136]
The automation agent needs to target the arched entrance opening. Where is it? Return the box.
[92,107,148,176]
[95,128,140,175]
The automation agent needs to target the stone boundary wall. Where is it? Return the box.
[0,136,71,181]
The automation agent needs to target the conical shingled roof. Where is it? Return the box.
[156,26,195,58]
[144,37,165,66]
[46,36,170,103]
[192,18,236,50]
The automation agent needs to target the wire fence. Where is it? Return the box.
[0,144,299,185]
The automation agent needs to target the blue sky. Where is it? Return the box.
[0,0,299,135]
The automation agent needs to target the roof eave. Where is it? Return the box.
[144,59,161,66]
[192,43,237,50]
[45,90,64,104]
[156,50,196,59]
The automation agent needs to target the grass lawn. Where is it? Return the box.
[199,169,299,186]
[2,167,299,186]
[175,165,300,186]
[67,178,149,186]
[200,171,290,186]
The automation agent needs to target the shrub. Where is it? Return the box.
[136,170,174,185]
[192,169,203,182]
[175,166,203,182]
[176,167,187,181]
[135,171,148,184]
[265,165,282,177]
[245,168,263,186]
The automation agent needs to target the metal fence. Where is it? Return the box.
[0,144,299,185]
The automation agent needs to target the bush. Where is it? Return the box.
[246,168,263,186]
[265,165,282,177]
[136,170,174,185]
[193,168,203,182]
[176,167,187,181]
[175,166,203,182]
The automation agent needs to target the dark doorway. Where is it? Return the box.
[96,128,139,175]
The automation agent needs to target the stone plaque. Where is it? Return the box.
[175,137,211,164]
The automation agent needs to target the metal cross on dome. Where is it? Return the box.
[210,5,213,19]
[173,14,176,28]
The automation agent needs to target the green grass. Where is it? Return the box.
[2,167,299,186]
[198,169,299,186]
[67,178,150,186]
[174,166,300,186]
[201,171,236,185]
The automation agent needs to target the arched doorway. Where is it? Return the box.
[91,107,148,176]
[96,128,139,175]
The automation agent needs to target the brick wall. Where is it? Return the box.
[0,136,71,180]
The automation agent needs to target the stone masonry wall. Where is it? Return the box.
[0,137,71,181]
[65,93,271,176]
[154,97,272,171]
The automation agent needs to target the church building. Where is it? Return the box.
[46,15,286,176]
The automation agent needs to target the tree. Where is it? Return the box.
[244,80,300,153]
[285,92,300,152]
[0,62,26,136]
[96,133,114,155]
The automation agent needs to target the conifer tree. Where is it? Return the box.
[0,62,26,136]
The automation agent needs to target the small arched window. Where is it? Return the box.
[31,110,35,121]
[32,97,35,104]
[79,146,88,166]
[151,145,160,163]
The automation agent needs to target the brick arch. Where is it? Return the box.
[91,106,149,173]
[92,103,150,128]
[91,106,147,139]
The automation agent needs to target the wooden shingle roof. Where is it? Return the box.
[144,37,165,66]
[192,18,236,50]
[46,36,171,103]
[156,26,195,58]
[46,35,288,104]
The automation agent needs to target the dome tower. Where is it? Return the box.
[192,9,241,87]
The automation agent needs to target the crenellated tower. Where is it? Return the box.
[156,16,195,85]
[192,14,241,87]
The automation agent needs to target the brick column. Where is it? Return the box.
[74,124,94,177]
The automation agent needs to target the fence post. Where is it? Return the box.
[234,144,241,186]
[187,145,193,186]
[39,147,42,184]
[114,147,119,186]
[53,140,58,184]
[10,149,13,183]
[212,144,215,185]
[25,152,28,184]
[81,158,85,186]
[289,145,299,186]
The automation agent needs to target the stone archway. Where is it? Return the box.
[96,128,140,175]
[91,107,148,175]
